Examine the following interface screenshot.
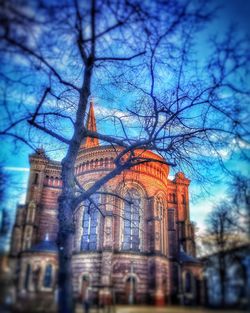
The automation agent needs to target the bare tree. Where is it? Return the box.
[0,0,249,312]
[230,174,250,237]
[203,202,238,306]
[203,173,250,307]
[0,165,8,203]
[0,166,10,243]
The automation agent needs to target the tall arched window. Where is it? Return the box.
[156,197,164,252]
[81,195,100,251]
[43,264,53,288]
[122,189,141,251]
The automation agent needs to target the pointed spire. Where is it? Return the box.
[81,97,99,149]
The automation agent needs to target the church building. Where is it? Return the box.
[9,100,204,306]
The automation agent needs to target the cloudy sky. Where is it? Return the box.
[1,0,250,252]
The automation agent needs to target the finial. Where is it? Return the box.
[36,146,45,156]
[90,96,95,105]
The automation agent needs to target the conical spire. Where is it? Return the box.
[81,98,99,149]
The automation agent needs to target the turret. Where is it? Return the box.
[26,148,48,203]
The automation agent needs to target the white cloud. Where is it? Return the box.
[4,167,29,172]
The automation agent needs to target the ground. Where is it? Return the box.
[75,305,245,313]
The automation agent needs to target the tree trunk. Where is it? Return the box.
[57,63,93,313]
[58,191,74,313]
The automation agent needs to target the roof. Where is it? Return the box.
[29,240,58,253]
[179,250,200,264]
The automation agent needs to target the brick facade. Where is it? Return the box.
[9,102,204,306]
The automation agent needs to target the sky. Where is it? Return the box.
[0,0,250,252]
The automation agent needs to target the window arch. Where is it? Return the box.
[81,194,100,251]
[43,264,53,288]
[122,188,141,251]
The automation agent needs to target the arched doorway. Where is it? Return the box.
[80,275,90,302]
[125,276,136,304]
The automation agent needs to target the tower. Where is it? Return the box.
[81,98,99,149]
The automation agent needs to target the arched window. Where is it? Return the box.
[185,272,192,293]
[81,195,99,251]
[122,188,140,251]
[45,175,49,185]
[43,264,53,288]
[104,157,109,167]
[156,197,164,252]
[24,264,31,290]
[168,208,176,257]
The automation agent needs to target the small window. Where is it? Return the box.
[34,173,39,185]
[43,264,53,288]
